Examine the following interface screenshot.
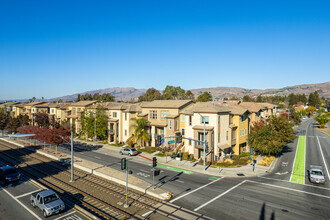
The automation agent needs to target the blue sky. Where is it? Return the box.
[1,0,330,100]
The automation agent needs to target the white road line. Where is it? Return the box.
[258,176,330,191]
[246,180,330,199]
[289,137,300,182]
[53,210,76,220]
[194,180,246,211]
[316,136,330,181]
[139,169,149,173]
[141,210,153,217]
[304,135,306,184]
[176,180,184,184]
[1,187,42,220]
[15,189,41,199]
[170,177,223,203]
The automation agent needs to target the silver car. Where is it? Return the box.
[120,148,138,156]
[309,165,325,184]
[31,189,65,217]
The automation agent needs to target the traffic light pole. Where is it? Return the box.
[125,165,129,208]
[152,168,155,187]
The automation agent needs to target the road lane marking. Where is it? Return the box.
[316,136,330,181]
[246,180,330,199]
[94,156,101,159]
[193,180,246,211]
[54,211,76,220]
[289,137,300,182]
[176,180,184,183]
[15,189,41,199]
[290,136,306,184]
[170,177,224,203]
[1,187,42,220]
[258,176,330,190]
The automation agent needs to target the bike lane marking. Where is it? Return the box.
[290,136,306,184]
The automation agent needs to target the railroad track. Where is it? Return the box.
[0,142,135,220]
[0,141,161,208]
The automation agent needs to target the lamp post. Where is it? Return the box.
[59,132,75,182]
[94,110,96,144]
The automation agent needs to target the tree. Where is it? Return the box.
[243,95,254,102]
[197,92,212,102]
[138,88,162,102]
[35,112,50,128]
[127,117,150,148]
[162,85,186,100]
[315,114,329,128]
[256,95,263,103]
[0,108,10,135]
[17,114,30,126]
[308,91,321,107]
[79,104,109,141]
[289,107,301,125]
[248,115,295,156]
[306,106,316,116]
[185,90,195,100]
[6,117,21,134]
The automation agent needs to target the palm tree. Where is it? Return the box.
[127,117,150,148]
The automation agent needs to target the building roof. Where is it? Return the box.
[237,102,266,113]
[141,100,193,109]
[25,101,46,106]
[69,101,97,107]
[227,106,250,115]
[2,102,20,106]
[181,102,231,114]
[192,125,214,131]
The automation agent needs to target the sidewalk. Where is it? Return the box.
[76,139,276,178]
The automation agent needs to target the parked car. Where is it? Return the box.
[0,165,21,184]
[120,148,138,156]
[309,165,325,184]
[31,189,65,217]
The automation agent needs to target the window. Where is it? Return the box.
[181,128,185,136]
[161,111,168,120]
[226,131,228,140]
[125,129,127,136]
[181,115,185,122]
[169,120,172,129]
[240,115,245,122]
[51,109,55,114]
[189,139,192,146]
[77,108,81,112]
[72,108,76,114]
[176,119,179,130]
[218,116,220,125]
[125,113,127,120]
[113,112,117,118]
[189,116,192,125]
[32,108,35,113]
[218,133,220,143]
[201,116,209,124]
[150,110,157,119]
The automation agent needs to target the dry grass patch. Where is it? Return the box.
[258,156,276,166]
[317,127,330,137]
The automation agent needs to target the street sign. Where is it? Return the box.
[250,147,254,155]
[168,140,175,144]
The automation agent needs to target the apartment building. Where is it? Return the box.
[66,101,98,131]
[139,100,193,148]
[180,102,232,162]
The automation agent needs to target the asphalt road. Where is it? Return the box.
[0,171,88,220]
[2,117,329,220]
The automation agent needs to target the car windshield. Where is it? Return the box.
[131,149,137,151]
[311,170,323,176]
[4,168,17,175]
[44,193,59,204]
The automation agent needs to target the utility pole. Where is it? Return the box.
[94,110,96,144]
[70,131,74,182]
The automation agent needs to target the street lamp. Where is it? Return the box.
[59,131,75,182]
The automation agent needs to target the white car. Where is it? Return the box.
[120,148,138,156]
[309,165,325,184]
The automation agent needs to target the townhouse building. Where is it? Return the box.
[139,100,193,148]
[180,102,233,162]
[65,101,98,131]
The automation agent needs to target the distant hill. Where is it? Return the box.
[48,82,330,102]
[48,87,147,102]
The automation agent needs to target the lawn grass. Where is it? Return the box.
[290,136,306,184]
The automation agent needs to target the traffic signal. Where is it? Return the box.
[152,157,157,167]
[121,158,127,170]
[157,135,162,146]
[178,135,182,143]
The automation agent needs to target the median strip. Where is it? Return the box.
[290,136,306,184]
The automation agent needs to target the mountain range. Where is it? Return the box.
[47,82,330,102]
